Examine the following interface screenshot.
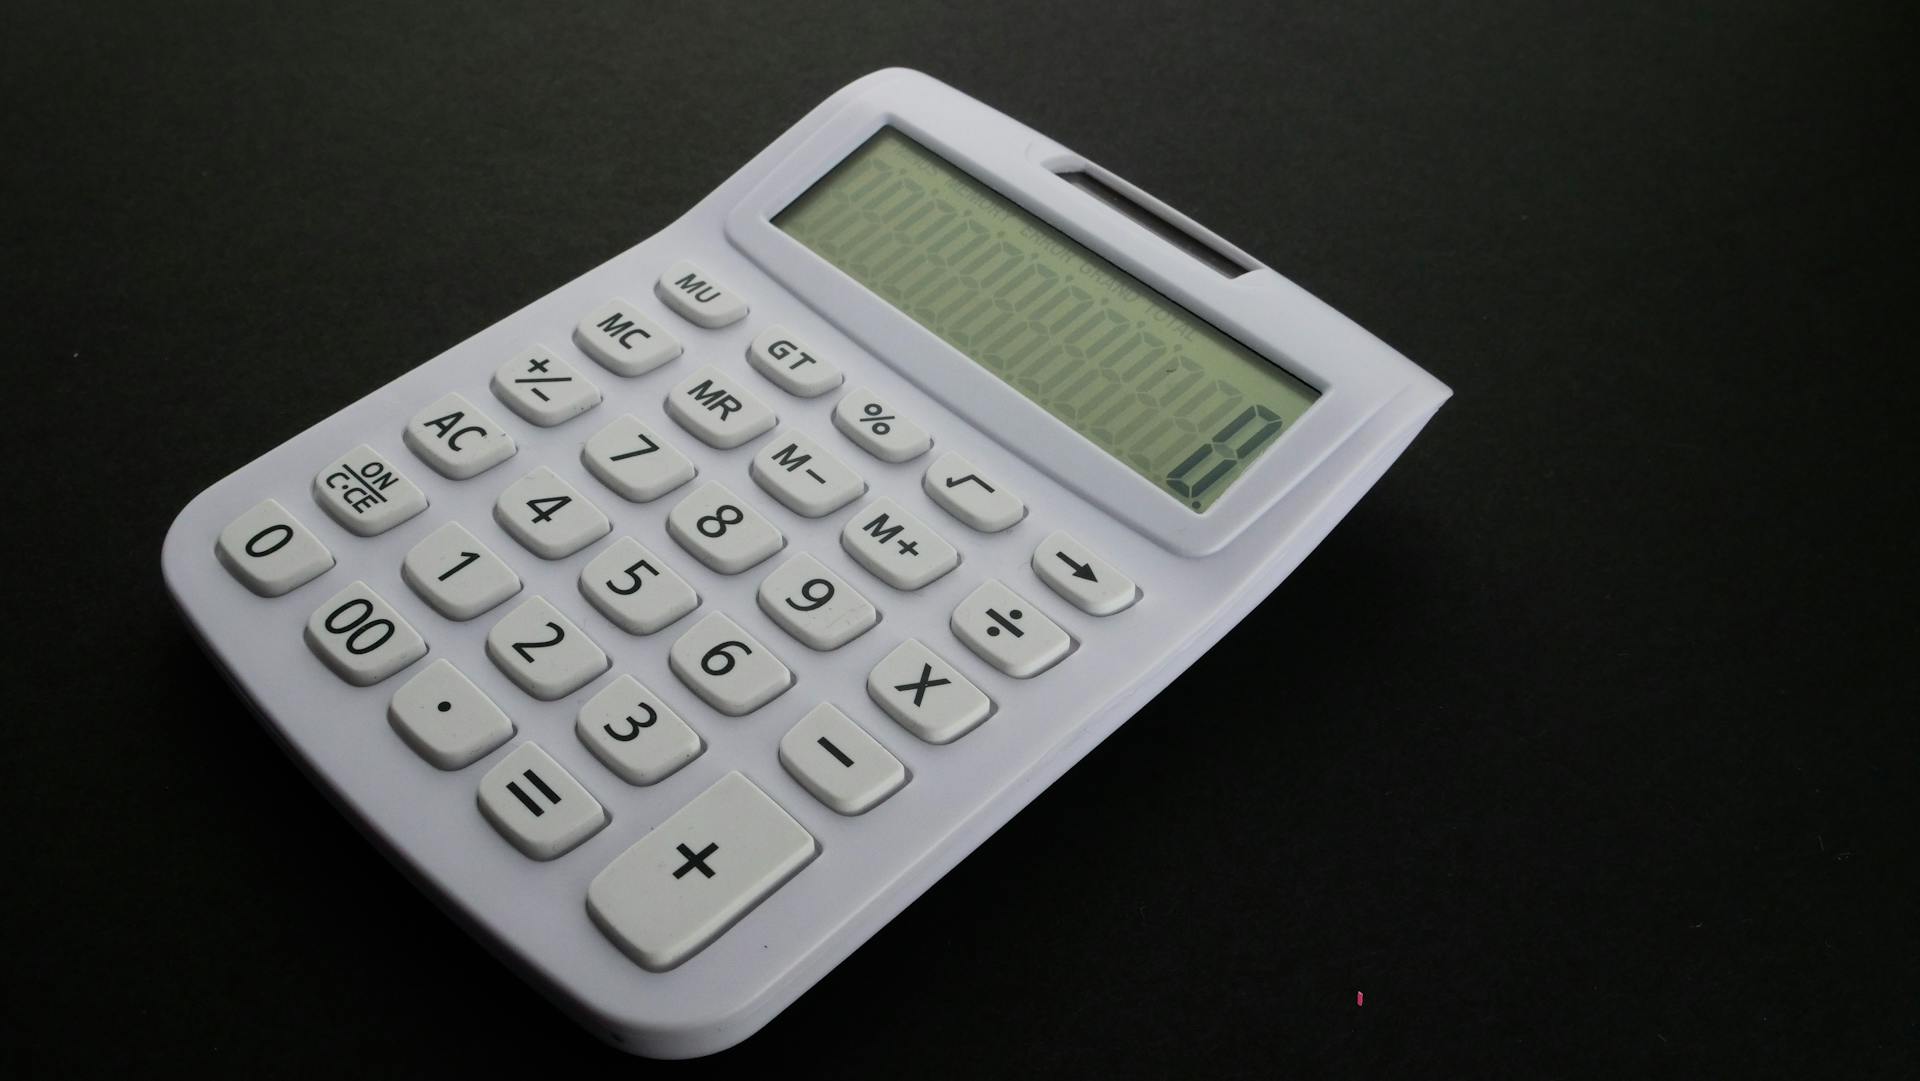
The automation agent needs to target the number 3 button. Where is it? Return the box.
[668,612,792,716]
[486,596,609,700]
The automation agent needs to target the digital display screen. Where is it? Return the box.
[774,128,1319,513]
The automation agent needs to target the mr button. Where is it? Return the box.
[312,444,427,536]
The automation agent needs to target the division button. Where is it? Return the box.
[950,579,1072,678]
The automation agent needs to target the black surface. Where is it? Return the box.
[4,1,1914,1076]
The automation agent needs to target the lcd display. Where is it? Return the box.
[774,128,1319,512]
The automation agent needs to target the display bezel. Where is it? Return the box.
[724,82,1411,555]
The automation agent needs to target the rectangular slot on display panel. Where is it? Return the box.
[1056,169,1255,278]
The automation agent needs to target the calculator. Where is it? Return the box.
[162,68,1449,1058]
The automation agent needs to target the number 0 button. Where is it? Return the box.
[486,596,609,701]
[668,612,792,716]
[215,498,333,597]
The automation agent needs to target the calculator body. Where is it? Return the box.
[163,68,1448,1058]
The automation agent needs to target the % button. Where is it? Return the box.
[836,390,930,462]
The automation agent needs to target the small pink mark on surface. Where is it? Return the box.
[1356,992,1364,1006]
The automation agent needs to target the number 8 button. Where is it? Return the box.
[668,612,792,716]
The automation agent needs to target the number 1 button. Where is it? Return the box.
[486,596,608,700]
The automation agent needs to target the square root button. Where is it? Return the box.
[587,771,816,972]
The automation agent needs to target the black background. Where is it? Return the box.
[4,1,1914,1076]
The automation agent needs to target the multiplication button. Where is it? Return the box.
[312,444,428,537]
[587,771,816,971]
[833,387,931,463]
[478,742,607,860]
[867,639,991,744]
[951,580,1072,678]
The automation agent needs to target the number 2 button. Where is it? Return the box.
[486,596,609,700]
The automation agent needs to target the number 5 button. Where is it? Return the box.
[486,596,609,700]
[668,612,792,716]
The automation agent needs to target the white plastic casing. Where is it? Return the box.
[162,69,1449,1058]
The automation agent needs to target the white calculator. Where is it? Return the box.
[163,68,1448,1058]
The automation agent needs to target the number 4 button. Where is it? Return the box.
[486,596,609,700]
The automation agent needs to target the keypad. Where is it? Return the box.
[587,771,814,971]
[478,742,607,860]
[404,392,517,480]
[951,580,1072,678]
[924,452,1023,532]
[779,703,906,815]
[666,365,777,449]
[388,659,514,769]
[574,298,680,377]
[313,444,428,537]
[235,255,1140,979]
[486,596,609,701]
[655,260,748,328]
[757,554,877,651]
[1032,531,1137,615]
[492,346,601,426]
[868,639,992,744]
[495,467,611,560]
[305,581,428,686]
[402,522,521,621]
[667,481,784,575]
[582,414,696,503]
[668,612,792,716]
[576,675,703,786]
[746,325,842,397]
[834,387,931,462]
[216,498,334,597]
[579,537,699,635]
[749,429,865,518]
[841,498,958,591]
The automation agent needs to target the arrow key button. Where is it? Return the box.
[1032,531,1137,616]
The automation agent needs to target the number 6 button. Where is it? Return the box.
[668,612,792,716]
[486,596,609,700]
